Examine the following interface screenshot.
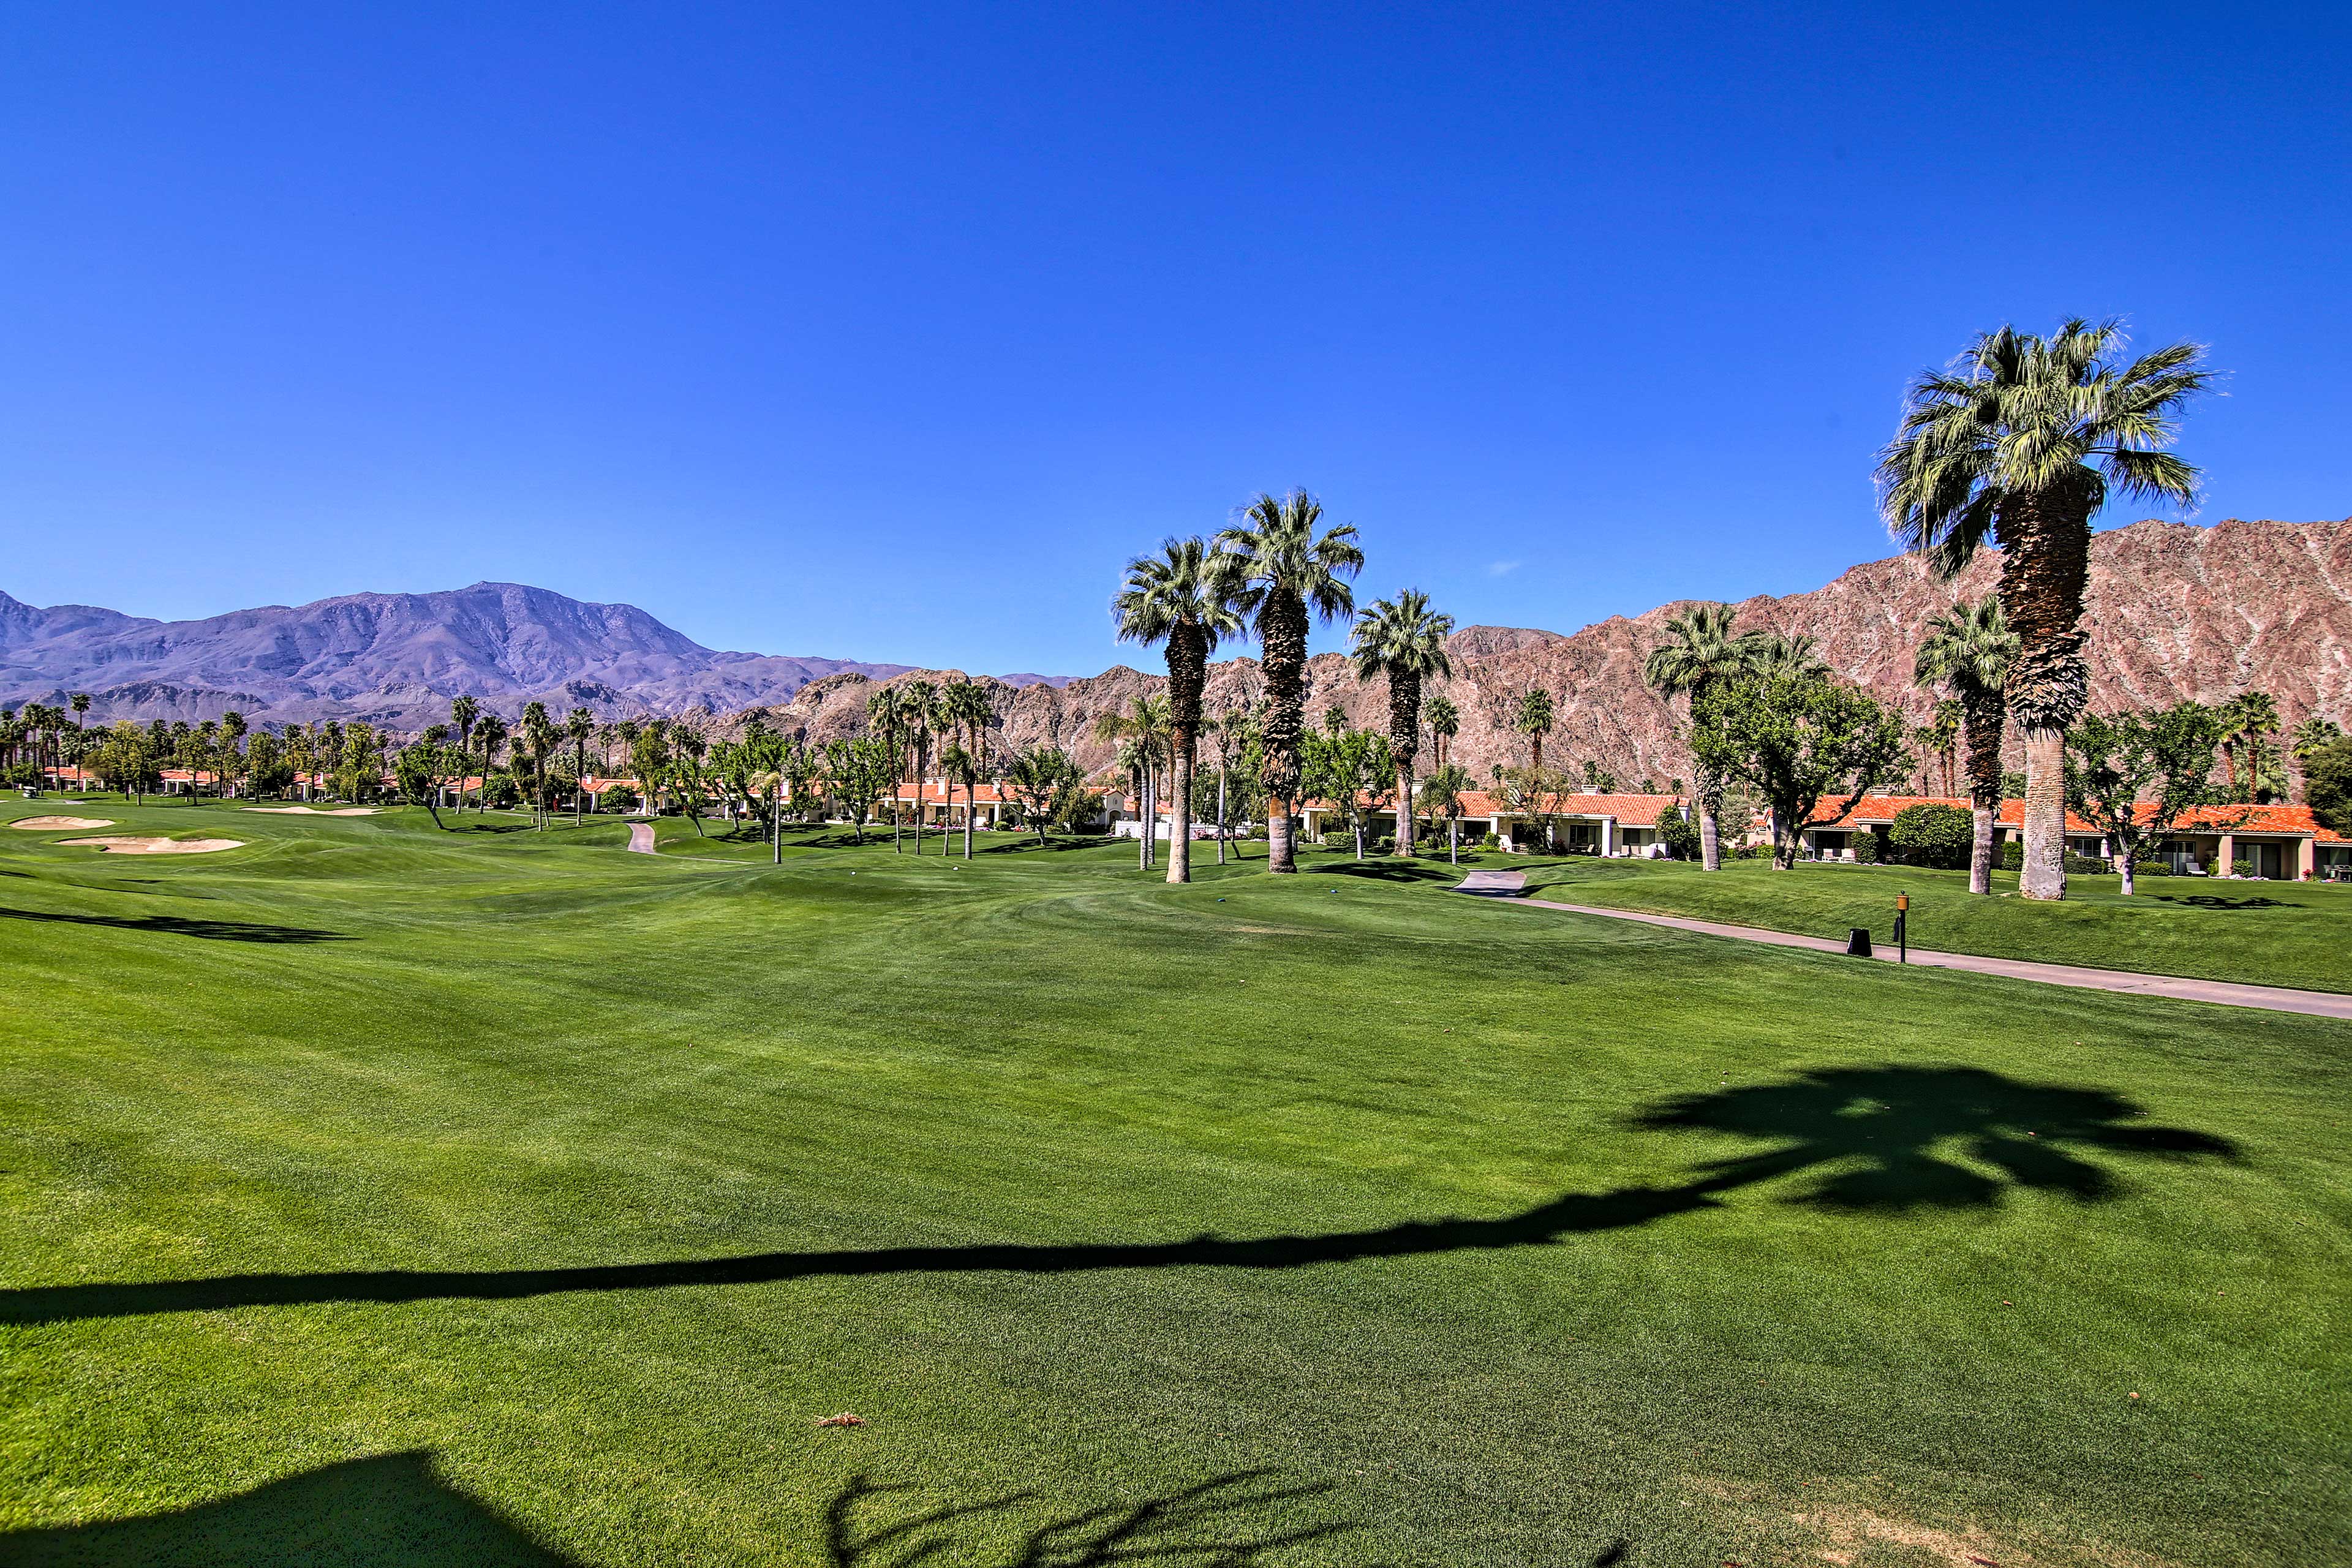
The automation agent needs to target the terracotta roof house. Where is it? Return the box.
[1793,795,2346,881]
[1298,788,1689,856]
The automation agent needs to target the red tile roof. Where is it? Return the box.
[1803,794,2342,843]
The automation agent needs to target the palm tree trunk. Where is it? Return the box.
[2019,729,2067,900]
[1394,763,1414,858]
[1970,805,1996,897]
[2119,854,2137,896]
[1259,590,1305,875]
[963,782,973,859]
[1449,814,1458,865]
[1223,761,1242,870]
[1166,730,1193,883]
[1697,777,1723,872]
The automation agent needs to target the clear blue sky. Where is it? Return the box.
[4,4,2346,675]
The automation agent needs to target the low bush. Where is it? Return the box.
[1479,832,1501,850]
[1850,833,1880,865]
[1887,802,1972,870]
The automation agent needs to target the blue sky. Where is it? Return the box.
[4,4,2346,675]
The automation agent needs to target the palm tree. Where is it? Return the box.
[1115,537,1243,883]
[1749,633,1827,680]
[69,693,89,785]
[940,680,995,857]
[1418,762,1472,865]
[1423,693,1459,772]
[899,680,939,853]
[1512,688,1555,772]
[2220,691,2280,802]
[1205,703,1257,865]
[867,687,913,849]
[1350,590,1455,858]
[450,696,480,812]
[567,707,594,825]
[1642,603,1759,872]
[518,701,554,827]
[1913,595,2019,894]
[1879,319,2210,900]
[475,714,508,810]
[1094,695,1170,869]
[1214,490,1362,874]
[220,710,248,799]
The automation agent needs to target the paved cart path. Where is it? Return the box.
[1453,870,2352,1020]
[627,822,658,855]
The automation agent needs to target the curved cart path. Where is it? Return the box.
[1454,870,2352,1021]
[626,822,658,855]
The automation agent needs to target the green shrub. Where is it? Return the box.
[1655,809,1700,861]
[1850,832,1880,864]
[1479,832,1501,850]
[2131,858,2174,876]
[484,773,521,809]
[2000,839,2022,872]
[1374,835,1395,853]
[2064,851,2111,875]
[1887,802,1972,870]
[1318,831,1352,850]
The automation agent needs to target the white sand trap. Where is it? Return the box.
[9,816,116,830]
[242,805,382,816]
[58,835,245,855]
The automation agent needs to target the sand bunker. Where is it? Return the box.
[242,805,382,816]
[8,816,116,830]
[58,835,245,855]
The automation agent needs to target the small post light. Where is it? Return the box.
[1895,891,1909,964]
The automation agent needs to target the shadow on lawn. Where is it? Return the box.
[823,1470,1354,1566]
[1321,861,1461,884]
[0,1450,571,1566]
[0,907,349,944]
[0,1067,2234,1327]
[2148,893,2286,910]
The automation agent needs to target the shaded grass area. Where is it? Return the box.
[1515,854,2352,993]
[1,799,2347,1565]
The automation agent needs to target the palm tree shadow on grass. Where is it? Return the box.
[823,1470,1352,1567]
[0,1450,572,1567]
[0,907,350,944]
[0,1067,2234,1327]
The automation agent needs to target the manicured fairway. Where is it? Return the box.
[1518,854,2352,994]
[1,802,2346,1566]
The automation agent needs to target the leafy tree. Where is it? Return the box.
[1204,701,1259,864]
[1692,673,1910,870]
[1415,762,1472,864]
[1001,745,1089,845]
[1654,802,1701,861]
[818,736,898,843]
[1215,489,1363,874]
[1887,802,1972,870]
[1301,726,1393,859]
[246,730,292,796]
[1879,319,2211,900]
[219,711,248,799]
[1511,688,1555,771]
[1351,589,1455,859]
[2066,704,2231,894]
[1913,594,2019,894]
[2304,736,2352,837]
[1496,765,1572,853]
[394,740,456,828]
[1116,537,1242,883]
[1642,603,1758,872]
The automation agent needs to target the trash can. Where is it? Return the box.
[1845,927,1873,957]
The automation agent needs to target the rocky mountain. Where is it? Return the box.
[714,517,2352,791]
[0,581,941,729]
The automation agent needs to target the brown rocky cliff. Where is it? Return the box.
[723,518,2352,788]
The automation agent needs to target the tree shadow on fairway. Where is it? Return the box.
[0,906,350,944]
[1321,861,1460,883]
[0,1450,574,1566]
[1632,1063,2237,1210]
[822,1470,1353,1566]
[0,1068,2233,1327]
[2147,894,2285,910]
[979,836,1114,854]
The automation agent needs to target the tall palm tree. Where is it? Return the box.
[1423,693,1459,772]
[450,696,479,812]
[867,687,913,849]
[1205,703,1257,865]
[1095,695,1170,869]
[1926,699,1963,796]
[1512,688,1555,772]
[567,707,595,825]
[519,701,554,827]
[1350,589,1455,858]
[220,710,248,799]
[1749,633,1828,679]
[899,679,939,853]
[2220,691,2280,802]
[1913,595,2019,894]
[1879,319,2210,900]
[1643,603,1758,872]
[1214,491,1362,874]
[69,693,89,786]
[941,680,995,857]
[1114,537,1243,883]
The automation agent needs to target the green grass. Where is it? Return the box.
[1514,854,2352,993]
[1,798,2346,1566]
